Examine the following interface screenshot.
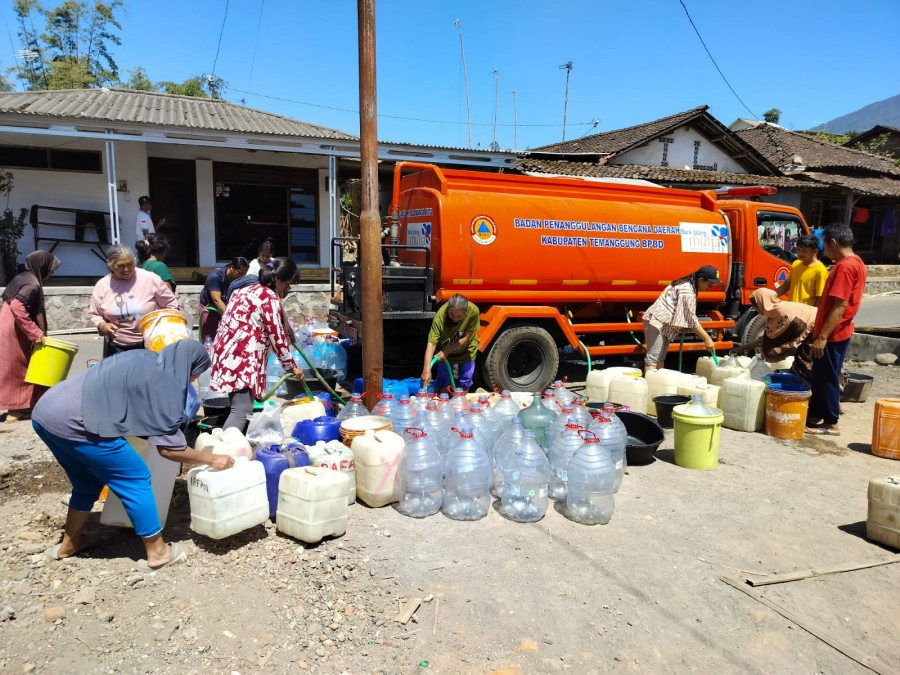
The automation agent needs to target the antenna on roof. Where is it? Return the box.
[454,19,473,149]
[559,61,574,141]
[490,69,500,151]
[510,89,518,151]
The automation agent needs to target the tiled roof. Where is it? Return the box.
[534,106,710,154]
[794,170,900,198]
[516,158,802,188]
[0,88,357,140]
[736,124,900,175]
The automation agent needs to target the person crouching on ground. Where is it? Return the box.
[642,265,721,373]
[32,340,235,571]
[421,293,480,392]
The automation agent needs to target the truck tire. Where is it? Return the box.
[739,312,767,353]
[483,325,559,392]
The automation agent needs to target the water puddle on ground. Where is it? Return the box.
[795,435,847,457]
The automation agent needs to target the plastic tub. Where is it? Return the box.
[24,337,79,386]
[139,309,190,353]
[842,373,874,403]
[616,411,665,465]
[652,395,690,429]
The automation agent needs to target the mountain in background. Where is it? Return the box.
[809,94,900,133]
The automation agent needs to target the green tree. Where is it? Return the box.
[157,74,226,99]
[763,108,782,124]
[122,65,154,91]
[0,170,29,284]
[13,0,123,89]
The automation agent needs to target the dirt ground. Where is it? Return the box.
[1,351,898,674]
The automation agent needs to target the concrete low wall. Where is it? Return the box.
[848,332,900,362]
[1,284,333,332]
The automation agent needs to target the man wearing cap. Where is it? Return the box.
[642,265,721,373]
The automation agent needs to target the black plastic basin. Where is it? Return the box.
[617,411,665,465]
[653,395,691,429]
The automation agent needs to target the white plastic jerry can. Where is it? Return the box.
[307,440,357,504]
[351,429,405,507]
[187,458,269,539]
[720,378,767,432]
[195,427,253,459]
[100,437,179,529]
[276,466,351,544]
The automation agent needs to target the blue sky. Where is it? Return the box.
[0,0,897,150]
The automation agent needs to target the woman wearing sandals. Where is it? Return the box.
[32,340,234,571]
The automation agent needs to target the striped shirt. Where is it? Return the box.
[644,282,700,340]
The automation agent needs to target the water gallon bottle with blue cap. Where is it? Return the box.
[565,430,616,526]
[441,427,491,521]
[396,428,443,519]
[500,430,551,523]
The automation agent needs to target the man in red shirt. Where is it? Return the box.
[807,224,867,435]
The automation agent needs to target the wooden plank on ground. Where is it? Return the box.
[720,576,897,675]
[747,555,900,587]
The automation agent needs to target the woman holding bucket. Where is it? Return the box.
[32,340,235,570]
[0,250,61,422]
[211,257,304,431]
[89,245,178,358]
[642,265,721,373]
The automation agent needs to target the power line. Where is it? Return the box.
[224,85,596,129]
[678,0,758,119]
[211,0,230,77]
[247,0,265,88]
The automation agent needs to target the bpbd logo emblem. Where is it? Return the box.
[711,225,729,247]
[470,215,497,245]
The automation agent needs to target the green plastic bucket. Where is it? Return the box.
[672,404,724,471]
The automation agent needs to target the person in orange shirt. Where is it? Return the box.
[775,234,828,307]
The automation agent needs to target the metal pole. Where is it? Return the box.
[358,0,383,410]
[560,61,573,142]
[511,89,518,152]
[491,69,499,151]
[455,19,472,149]
[327,152,338,290]
[105,133,120,244]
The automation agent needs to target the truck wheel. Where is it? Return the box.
[739,312,767,353]
[483,325,559,392]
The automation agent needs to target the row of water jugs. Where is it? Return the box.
[339,382,627,526]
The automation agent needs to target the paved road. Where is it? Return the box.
[856,293,900,331]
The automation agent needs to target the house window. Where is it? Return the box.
[0,145,102,172]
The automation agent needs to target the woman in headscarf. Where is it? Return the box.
[0,250,61,422]
[32,340,235,571]
[211,257,303,431]
[743,288,818,382]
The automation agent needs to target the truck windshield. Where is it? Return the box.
[757,211,805,263]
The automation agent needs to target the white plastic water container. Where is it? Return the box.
[306,440,357,504]
[695,356,717,383]
[608,375,649,414]
[350,429,405,507]
[187,458,269,539]
[721,378,767,432]
[645,369,691,416]
[276,466,350,543]
[708,364,750,399]
[585,366,642,404]
[100,437,179,529]
[676,381,720,407]
[867,476,900,549]
[195,427,253,459]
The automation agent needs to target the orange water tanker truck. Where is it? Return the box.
[329,162,810,391]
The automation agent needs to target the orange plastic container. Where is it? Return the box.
[872,398,900,460]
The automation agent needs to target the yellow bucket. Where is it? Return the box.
[25,337,79,387]
[139,309,190,353]
[672,405,724,471]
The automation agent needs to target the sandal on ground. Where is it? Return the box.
[4,410,30,423]
[134,541,190,573]
[44,537,101,561]
[806,427,840,437]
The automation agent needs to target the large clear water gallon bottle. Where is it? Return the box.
[547,407,577,447]
[591,404,628,493]
[565,430,616,525]
[449,387,470,414]
[337,393,370,421]
[442,428,491,521]
[517,393,556,452]
[397,428,443,518]
[541,388,559,414]
[500,430,551,523]
[492,390,521,429]
[548,423,585,502]
[329,339,347,380]
[552,379,577,407]
[403,409,442,454]
[476,395,504,442]
[568,396,595,428]
[372,393,397,418]
[390,394,418,432]
[266,353,288,397]
[467,404,499,448]
[491,416,524,498]
[412,388,431,412]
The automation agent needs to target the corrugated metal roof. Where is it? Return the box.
[0,88,357,140]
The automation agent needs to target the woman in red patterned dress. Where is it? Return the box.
[210,257,303,431]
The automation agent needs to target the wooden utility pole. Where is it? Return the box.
[358,0,383,409]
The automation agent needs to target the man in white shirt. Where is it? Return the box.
[135,195,155,242]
